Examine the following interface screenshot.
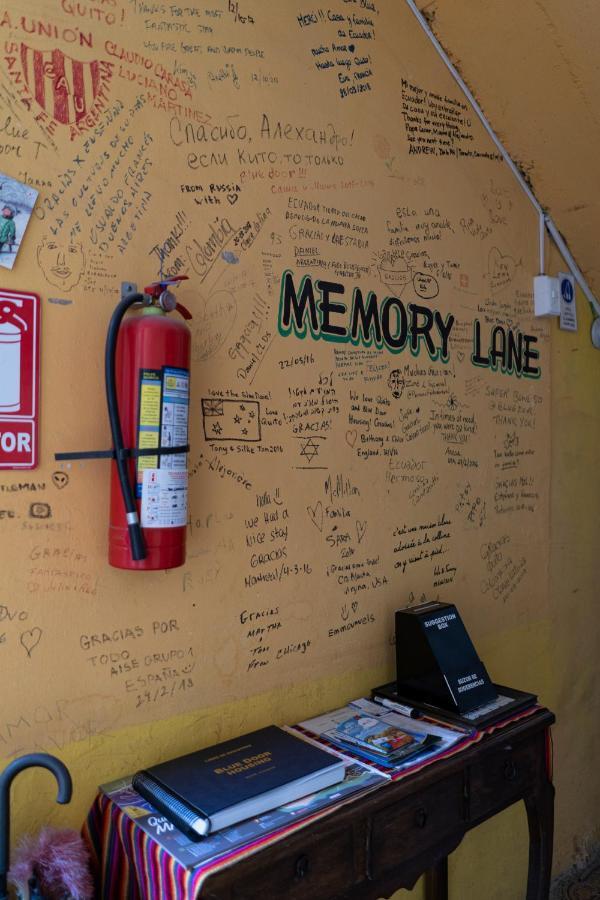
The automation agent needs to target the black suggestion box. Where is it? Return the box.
[395,601,497,714]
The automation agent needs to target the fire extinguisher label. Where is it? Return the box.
[137,369,162,480]
[136,365,189,528]
[141,468,188,528]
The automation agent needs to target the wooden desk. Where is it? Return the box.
[199,709,554,900]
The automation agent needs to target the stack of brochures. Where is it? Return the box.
[293,698,474,776]
[319,710,438,766]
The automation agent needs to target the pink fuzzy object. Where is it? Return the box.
[9,827,93,899]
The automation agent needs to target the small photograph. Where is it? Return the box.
[0,171,39,270]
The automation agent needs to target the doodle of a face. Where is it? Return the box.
[388,369,405,400]
[37,237,85,290]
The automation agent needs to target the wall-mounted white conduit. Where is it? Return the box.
[405,0,600,321]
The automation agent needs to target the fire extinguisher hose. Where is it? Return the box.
[105,292,148,561]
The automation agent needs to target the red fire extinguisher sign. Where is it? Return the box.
[0,289,40,469]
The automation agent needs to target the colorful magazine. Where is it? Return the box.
[330,714,428,758]
[325,733,439,768]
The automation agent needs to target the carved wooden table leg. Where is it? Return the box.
[424,857,448,900]
[524,780,555,900]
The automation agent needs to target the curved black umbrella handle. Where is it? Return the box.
[0,753,72,900]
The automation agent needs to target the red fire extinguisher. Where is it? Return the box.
[107,278,192,570]
[57,277,192,571]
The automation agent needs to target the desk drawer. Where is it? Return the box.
[231,824,356,899]
[370,774,464,876]
[469,736,538,819]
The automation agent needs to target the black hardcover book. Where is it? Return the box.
[132,725,345,840]
[372,681,537,730]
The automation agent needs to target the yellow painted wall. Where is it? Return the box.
[0,1,597,898]
[414,1,600,884]
[547,267,600,878]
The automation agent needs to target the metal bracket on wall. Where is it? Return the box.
[121,281,137,300]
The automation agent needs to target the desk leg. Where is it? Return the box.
[425,857,448,900]
[524,781,555,900]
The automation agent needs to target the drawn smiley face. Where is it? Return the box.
[36,236,85,290]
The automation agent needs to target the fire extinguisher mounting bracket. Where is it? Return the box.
[120,281,138,300]
[55,443,190,463]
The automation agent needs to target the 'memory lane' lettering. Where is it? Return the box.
[278,270,454,362]
[278,271,542,378]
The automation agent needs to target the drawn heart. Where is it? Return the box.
[52,471,69,489]
[345,430,358,448]
[307,501,324,532]
[456,351,465,364]
[488,247,516,293]
[351,601,359,613]
[356,520,367,543]
[20,627,42,657]
[227,193,239,205]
